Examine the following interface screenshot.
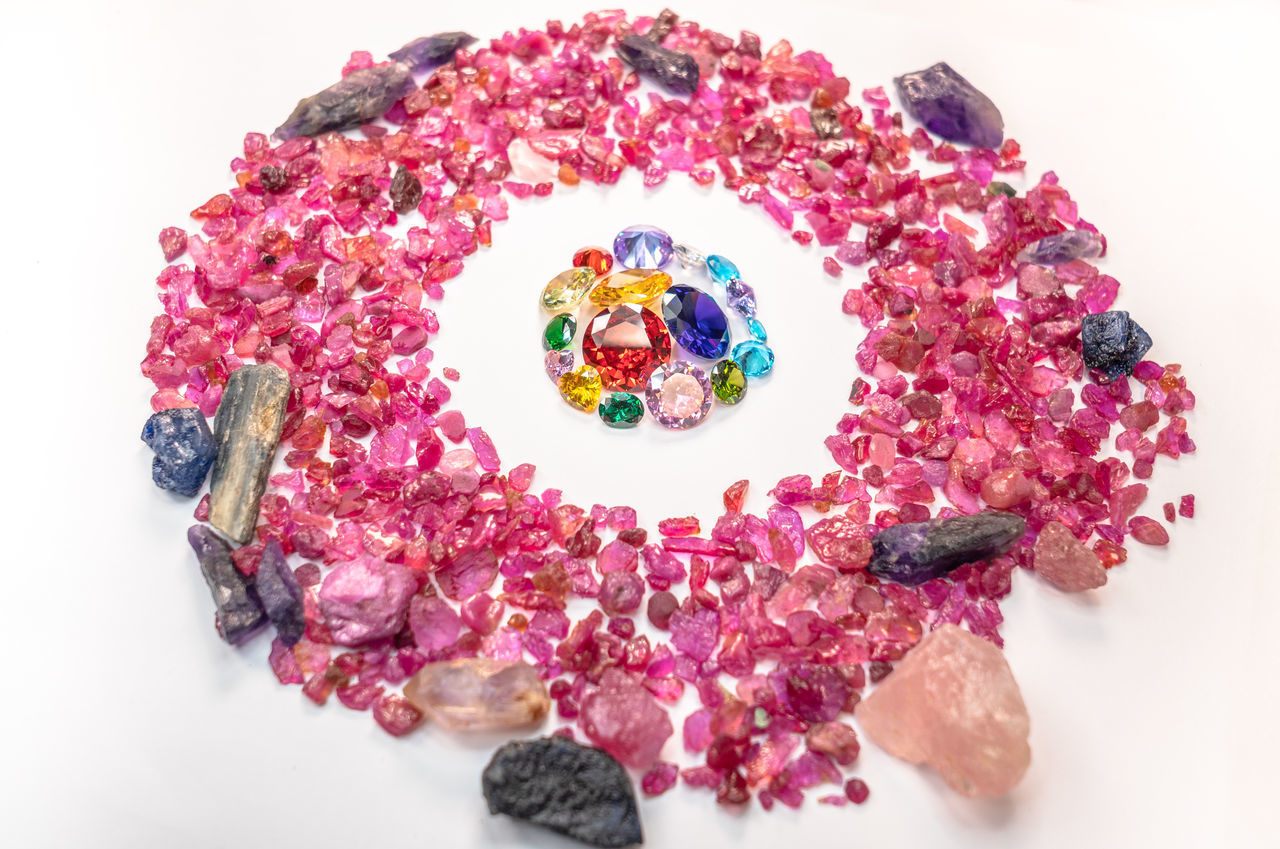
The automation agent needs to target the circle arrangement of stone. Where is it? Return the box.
[139,8,1197,824]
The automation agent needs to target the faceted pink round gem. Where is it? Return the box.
[645,360,712,429]
[581,304,672,390]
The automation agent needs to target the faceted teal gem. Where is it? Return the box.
[747,319,767,342]
[706,254,740,285]
[732,340,774,377]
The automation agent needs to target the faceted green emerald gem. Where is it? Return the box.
[598,392,644,428]
[987,181,1017,198]
[543,314,577,351]
[710,359,747,405]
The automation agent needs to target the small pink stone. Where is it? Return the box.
[438,410,466,442]
[1179,494,1195,519]
[159,227,188,262]
[980,468,1034,509]
[1032,521,1107,592]
[597,539,639,573]
[806,721,861,765]
[823,256,843,277]
[1129,516,1170,545]
[408,596,461,651]
[581,667,674,768]
[658,516,700,537]
[641,762,679,796]
[372,693,424,737]
[844,778,870,804]
[466,427,500,472]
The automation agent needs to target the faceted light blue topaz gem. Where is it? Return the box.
[747,319,767,342]
[613,225,674,269]
[726,279,757,317]
[732,340,775,377]
[706,254,740,285]
[661,284,730,359]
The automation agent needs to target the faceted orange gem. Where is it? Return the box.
[572,246,613,275]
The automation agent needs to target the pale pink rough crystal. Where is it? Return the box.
[318,556,416,646]
[855,624,1030,797]
[403,658,550,729]
[1032,521,1107,592]
[581,667,674,768]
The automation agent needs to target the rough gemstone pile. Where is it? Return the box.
[142,7,1195,826]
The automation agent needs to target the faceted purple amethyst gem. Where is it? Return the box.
[660,285,730,359]
[613,225,674,269]
[894,62,1004,149]
[1017,230,1104,266]
[726,279,757,317]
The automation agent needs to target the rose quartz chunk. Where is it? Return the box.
[1033,521,1107,592]
[855,624,1030,797]
[581,667,673,768]
[403,658,550,730]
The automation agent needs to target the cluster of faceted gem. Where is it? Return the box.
[139,8,1197,819]
[539,224,772,430]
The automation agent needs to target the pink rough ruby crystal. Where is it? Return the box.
[403,658,550,729]
[318,556,416,646]
[1033,521,1106,592]
[373,692,424,737]
[856,624,1030,797]
[581,667,674,768]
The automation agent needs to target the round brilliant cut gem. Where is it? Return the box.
[543,314,576,351]
[645,361,713,429]
[660,284,730,359]
[710,360,747,405]
[541,267,597,312]
[598,392,645,428]
[706,254,740,285]
[572,245,614,275]
[613,225,674,269]
[581,304,673,390]
[732,340,775,377]
[588,268,672,306]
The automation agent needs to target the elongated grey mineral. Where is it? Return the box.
[274,62,415,140]
[188,525,267,646]
[209,364,291,544]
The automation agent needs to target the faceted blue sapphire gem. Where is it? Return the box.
[1081,310,1152,381]
[732,340,775,377]
[613,225,674,269]
[661,284,729,359]
[706,254,740,285]
[141,408,217,497]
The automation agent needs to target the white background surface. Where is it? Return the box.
[2,1,1277,846]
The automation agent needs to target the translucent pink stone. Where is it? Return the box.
[408,596,462,650]
[581,668,674,768]
[318,556,416,646]
[403,658,550,729]
[856,624,1030,797]
[1033,521,1107,592]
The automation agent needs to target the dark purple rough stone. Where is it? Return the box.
[893,62,1004,148]
[274,62,415,140]
[187,525,268,646]
[141,408,217,497]
[388,31,476,72]
[868,511,1025,585]
[1081,310,1153,381]
[1017,230,1104,266]
[616,34,699,95]
[255,540,306,646]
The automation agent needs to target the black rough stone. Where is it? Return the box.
[616,34,699,95]
[482,737,643,848]
[187,525,268,646]
[1081,310,1153,382]
[868,511,1026,586]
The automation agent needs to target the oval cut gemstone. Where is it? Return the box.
[747,319,767,341]
[598,392,645,428]
[645,361,713,429]
[542,314,576,351]
[706,254,740,285]
[710,359,747,405]
[613,225,674,269]
[589,268,672,306]
[541,268,596,312]
[572,245,614,275]
[558,365,602,412]
[674,243,706,271]
[581,304,672,390]
[660,284,730,359]
[732,340,775,377]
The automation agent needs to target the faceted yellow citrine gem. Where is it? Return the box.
[558,365,603,412]
[541,268,597,312]
[587,268,672,306]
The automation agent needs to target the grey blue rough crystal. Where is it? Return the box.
[388,32,476,72]
[894,62,1004,148]
[616,34,699,95]
[869,511,1026,586]
[1081,310,1152,381]
[141,408,217,497]
[1016,230,1104,266]
[209,365,291,544]
[274,62,415,140]
[187,525,268,646]
[256,540,306,646]
[482,737,643,848]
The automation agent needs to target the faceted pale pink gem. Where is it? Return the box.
[1033,521,1107,592]
[581,667,674,768]
[659,373,704,418]
[855,624,1030,797]
[403,658,550,730]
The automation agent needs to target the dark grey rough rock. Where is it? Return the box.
[388,32,476,72]
[274,62,415,140]
[616,34,699,95]
[256,540,305,646]
[208,364,291,544]
[187,525,267,646]
[868,511,1026,585]
[141,408,217,497]
[482,737,643,848]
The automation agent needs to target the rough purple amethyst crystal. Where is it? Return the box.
[616,34,699,95]
[388,31,476,72]
[893,62,1004,149]
[187,525,268,646]
[274,62,415,140]
[868,511,1025,585]
[1017,230,1104,266]
[1081,311,1152,381]
[255,540,306,646]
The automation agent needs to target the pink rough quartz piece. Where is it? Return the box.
[317,556,416,646]
[855,624,1031,797]
[581,667,674,768]
[403,658,550,729]
[1032,521,1107,592]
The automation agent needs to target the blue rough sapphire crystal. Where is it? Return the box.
[612,225,674,269]
[1081,310,1152,381]
[661,284,730,359]
[141,408,217,497]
